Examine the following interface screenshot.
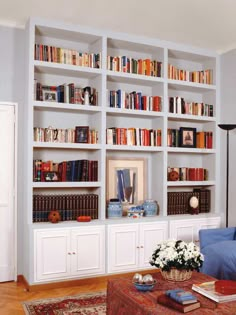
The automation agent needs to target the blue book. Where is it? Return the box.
[166,289,197,305]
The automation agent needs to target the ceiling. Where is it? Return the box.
[1,0,236,54]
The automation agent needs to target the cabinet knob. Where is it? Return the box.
[72,252,76,255]
[68,252,71,255]
[137,246,140,249]
[140,245,144,248]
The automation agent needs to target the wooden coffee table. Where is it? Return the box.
[107,271,236,314]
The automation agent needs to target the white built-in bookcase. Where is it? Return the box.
[24,17,221,283]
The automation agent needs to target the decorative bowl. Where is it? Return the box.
[133,280,157,292]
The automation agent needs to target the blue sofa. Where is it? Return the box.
[199,227,236,280]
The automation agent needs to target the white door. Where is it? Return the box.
[35,229,71,282]
[139,222,168,268]
[107,224,139,273]
[71,226,105,277]
[0,104,16,282]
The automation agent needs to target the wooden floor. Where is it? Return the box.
[0,279,107,315]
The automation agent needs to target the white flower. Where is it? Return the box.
[149,239,204,271]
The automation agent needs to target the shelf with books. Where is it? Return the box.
[106,144,164,152]
[167,113,215,122]
[167,147,216,154]
[33,101,102,113]
[33,142,102,150]
[32,182,101,188]
[167,180,215,186]
[34,61,102,78]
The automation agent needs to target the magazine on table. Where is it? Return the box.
[192,281,236,303]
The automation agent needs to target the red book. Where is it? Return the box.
[157,294,200,313]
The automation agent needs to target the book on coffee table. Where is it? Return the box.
[157,294,200,313]
[192,281,236,303]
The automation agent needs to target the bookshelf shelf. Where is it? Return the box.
[33,101,102,112]
[32,181,102,188]
[24,17,220,285]
[106,144,164,152]
[34,61,103,78]
[167,180,215,187]
[167,147,216,154]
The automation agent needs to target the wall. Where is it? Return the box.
[0,25,25,273]
[220,49,236,227]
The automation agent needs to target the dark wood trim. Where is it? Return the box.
[17,269,159,291]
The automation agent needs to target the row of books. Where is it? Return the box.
[167,128,213,149]
[106,128,162,146]
[169,96,214,117]
[34,44,101,68]
[168,64,213,84]
[33,159,98,182]
[33,126,98,144]
[108,90,162,111]
[168,167,208,181]
[33,193,99,222]
[35,81,98,105]
[107,56,162,77]
[167,189,210,215]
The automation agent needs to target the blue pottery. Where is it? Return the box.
[108,199,122,218]
[143,199,158,216]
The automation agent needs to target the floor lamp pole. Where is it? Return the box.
[218,124,236,228]
[226,130,229,228]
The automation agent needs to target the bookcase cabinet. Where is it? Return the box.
[24,17,221,284]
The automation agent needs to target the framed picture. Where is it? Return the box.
[106,157,146,204]
[42,90,58,102]
[43,171,59,182]
[179,127,196,148]
[75,126,89,143]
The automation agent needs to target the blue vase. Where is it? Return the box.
[107,199,122,218]
[143,200,158,216]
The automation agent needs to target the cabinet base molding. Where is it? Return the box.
[17,269,159,292]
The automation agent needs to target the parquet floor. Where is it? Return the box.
[0,279,107,315]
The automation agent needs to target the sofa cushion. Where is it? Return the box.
[201,240,236,280]
[199,227,235,250]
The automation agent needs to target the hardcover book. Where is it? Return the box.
[157,294,200,313]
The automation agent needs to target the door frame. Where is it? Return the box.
[0,102,18,281]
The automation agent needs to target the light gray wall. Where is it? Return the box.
[220,49,236,227]
[0,25,25,274]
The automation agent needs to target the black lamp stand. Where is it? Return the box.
[218,124,236,227]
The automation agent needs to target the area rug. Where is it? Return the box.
[22,291,106,315]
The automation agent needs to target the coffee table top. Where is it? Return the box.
[107,271,236,314]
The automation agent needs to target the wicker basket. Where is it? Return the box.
[160,268,192,281]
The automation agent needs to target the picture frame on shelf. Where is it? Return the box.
[106,157,146,204]
[75,126,89,143]
[43,171,59,182]
[42,90,58,102]
[179,127,196,148]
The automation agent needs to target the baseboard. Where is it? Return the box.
[17,269,159,291]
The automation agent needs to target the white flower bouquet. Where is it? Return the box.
[149,239,204,272]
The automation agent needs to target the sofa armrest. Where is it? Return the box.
[199,227,236,251]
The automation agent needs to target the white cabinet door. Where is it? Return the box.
[35,229,71,281]
[169,219,196,243]
[169,217,221,244]
[71,226,105,277]
[139,222,168,268]
[107,224,139,273]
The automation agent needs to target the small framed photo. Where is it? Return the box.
[179,127,196,148]
[43,171,59,182]
[75,126,89,143]
[42,90,58,102]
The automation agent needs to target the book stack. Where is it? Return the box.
[192,280,236,303]
[157,289,200,313]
